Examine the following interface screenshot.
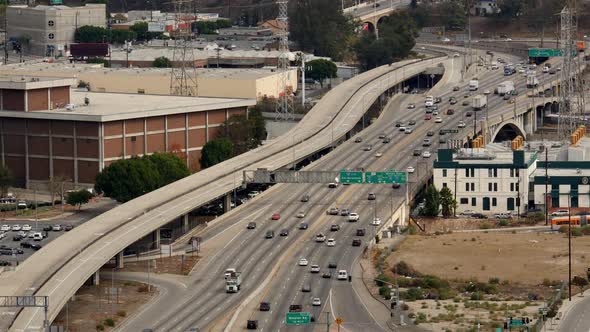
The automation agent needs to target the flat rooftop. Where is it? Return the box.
[0,75,76,90]
[109,47,293,62]
[0,90,255,122]
[533,167,590,177]
[0,61,290,81]
[450,145,536,165]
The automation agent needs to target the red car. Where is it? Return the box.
[424,114,432,120]
[447,109,455,115]
[271,213,281,220]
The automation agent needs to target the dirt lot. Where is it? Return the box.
[388,232,590,285]
[52,278,156,332]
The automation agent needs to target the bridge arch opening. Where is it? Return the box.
[362,22,375,34]
[492,122,526,143]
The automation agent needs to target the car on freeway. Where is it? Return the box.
[348,213,359,222]
[330,224,340,231]
[399,126,407,132]
[279,229,289,237]
[434,117,443,123]
[382,137,391,143]
[378,133,386,139]
[439,137,447,144]
[432,110,439,116]
[265,230,274,239]
[299,258,309,266]
[392,183,401,189]
[503,94,511,100]
[371,217,382,226]
[299,223,309,230]
[447,109,455,115]
[11,225,21,232]
[328,262,337,269]
[271,213,281,220]
[301,194,310,202]
[21,224,31,231]
[465,112,472,117]
[328,182,338,188]
[327,207,339,215]
[296,211,305,218]
[413,149,422,156]
[289,304,303,312]
[312,298,322,306]
[322,271,332,279]
[405,127,413,134]
[453,86,460,91]
[337,270,348,280]
[395,121,403,127]
[52,224,62,231]
[326,238,335,247]
[407,103,416,109]
[0,225,9,232]
[458,121,466,128]
[42,225,52,232]
[259,302,271,311]
[315,233,326,242]
[408,120,416,126]
[423,139,432,147]
[302,284,311,292]
[422,151,432,158]
[310,264,320,273]
[375,152,383,158]
[449,98,457,105]
[462,100,470,106]
[363,145,372,151]
[407,166,415,173]
[247,222,256,229]
[424,114,432,120]
[425,108,433,114]
[352,239,362,247]
[484,90,491,95]
[356,228,366,236]
[338,208,349,216]
[354,137,363,143]
[367,193,376,200]
[64,225,74,231]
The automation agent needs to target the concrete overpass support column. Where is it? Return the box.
[92,270,100,286]
[223,192,232,213]
[116,251,124,269]
[153,228,161,249]
[182,214,189,233]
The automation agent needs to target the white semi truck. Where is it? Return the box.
[496,81,515,96]
[469,79,479,91]
[225,271,242,293]
[526,75,539,88]
[472,95,487,111]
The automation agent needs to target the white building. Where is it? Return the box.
[433,148,537,215]
[475,0,500,16]
[7,4,106,56]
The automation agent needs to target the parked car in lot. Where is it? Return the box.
[21,225,31,231]
[11,225,21,232]
[30,244,42,251]
[0,225,9,232]
[494,213,512,219]
[42,225,52,232]
[551,210,569,216]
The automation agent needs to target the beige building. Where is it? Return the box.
[7,4,106,56]
[0,62,298,100]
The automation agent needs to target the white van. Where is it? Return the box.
[337,270,348,280]
[33,232,43,241]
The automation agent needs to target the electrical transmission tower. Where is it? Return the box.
[275,0,294,121]
[170,0,198,96]
[558,1,584,141]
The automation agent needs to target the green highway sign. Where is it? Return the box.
[286,312,311,325]
[365,171,407,184]
[440,129,459,134]
[528,48,562,57]
[340,171,363,184]
[510,319,524,327]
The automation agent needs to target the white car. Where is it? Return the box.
[0,232,5,240]
[315,233,326,242]
[543,66,549,73]
[296,211,305,218]
[453,53,460,57]
[518,68,525,74]
[33,232,43,241]
[312,297,322,306]
[442,37,451,42]
[52,224,62,231]
[337,270,348,280]
[406,166,415,173]
[371,217,382,226]
[422,151,432,158]
[348,213,360,222]
[11,225,21,231]
[375,152,383,158]
[407,103,415,109]
[551,210,569,216]
[458,121,466,128]
[434,117,442,123]
[483,90,491,95]
[326,238,336,247]
[1,225,10,232]
[299,258,309,266]
[405,128,413,134]
[328,182,338,188]
[310,264,320,273]
[22,224,31,231]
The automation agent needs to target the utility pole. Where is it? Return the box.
[326,311,330,332]
[568,191,572,301]
[545,146,549,226]
[453,167,458,217]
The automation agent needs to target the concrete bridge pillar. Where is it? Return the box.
[92,270,100,286]
[223,192,232,213]
[116,251,124,269]
[153,228,161,249]
[182,214,189,233]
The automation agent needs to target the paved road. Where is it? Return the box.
[556,295,590,332]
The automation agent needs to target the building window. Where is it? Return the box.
[572,196,579,208]
[493,168,498,177]
[138,89,145,94]
[510,183,514,191]
[471,197,477,206]
[516,183,519,192]
[492,197,497,206]
[510,168,514,177]
[465,168,469,177]
[494,183,498,191]
[488,183,492,191]
[48,20,55,26]
[460,198,468,204]
[442,169,447,177]
[507,198,515,210]
[472,168,476,177]
[131,136,137,142]
[515,168,520,177]
[48,33,55,40]
[552,196,559,208]
[471,183,475,191]
[488,169,493,177]
[465,183,469,191]
[442,183,448,188]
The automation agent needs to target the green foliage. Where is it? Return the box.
[191,19,232,35]
[393,261,420,277]
[438,1,466,29]
[66,189,94,210]
[464,281,498,294]
[200,138,234,169]
[422,184,440,217]
[86,58,110,67]
[153,56,172,68]
[130,22,163,41]
[498,0,524,18]
[75,25,135,44]
[355,12,417,70]
[95,153,189,202]
[0,164,14,197]
[470,292,484,300]
[217,108,266,155]
[103,318,116,327]
[572,276,589,292]
[289,0,356,61]
[403,287,424,301]
[489,277,500,284]
[305,59,337,88]
[439,187,456,217]
[379,286,392,300]
[407,224,417,235]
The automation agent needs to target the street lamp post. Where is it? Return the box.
[568,192,572,301]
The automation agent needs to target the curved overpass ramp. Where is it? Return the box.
[4,54,449,331]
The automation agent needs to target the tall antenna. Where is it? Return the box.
[170,0,198,96]
[275,0,294,121]
[558,1,583,141]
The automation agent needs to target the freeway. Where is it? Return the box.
[348,0,410,20]
[6,53,449,331]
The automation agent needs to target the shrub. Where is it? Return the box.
[117,310,127,317]
[403,287,424,301]
[438,287,457,300]
[103,318,116,327]
[572,228,583,237]
[470,292,484,300]
[379,286,392,300]
[479,222,491,229]
[407,224,417,235]
[96,324,105,331]
[581,226,590,235]
[375,273,395,287]
[489,277,500,284]
[498,219,509,227]
[419,275,449,290]
[393,261,420,277]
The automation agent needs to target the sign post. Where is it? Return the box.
[335,317,343,332]
[364,171,407,184]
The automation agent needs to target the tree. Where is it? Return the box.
[48,175,71,206]
[75,26,108,43]
[439,187,456,217]
[498,0,524,18]
[0,164,13,197]
[438,1,466,29]
[153,56,172,68]
[423,184,440,217]
[289,0,356,61]
[130,22,162,41]
[66,189,94,210]
[572,276,589,295]
[306,59,337,88]
[145,153,190,187]
[200,138,234,169]
[217,107,267,155]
